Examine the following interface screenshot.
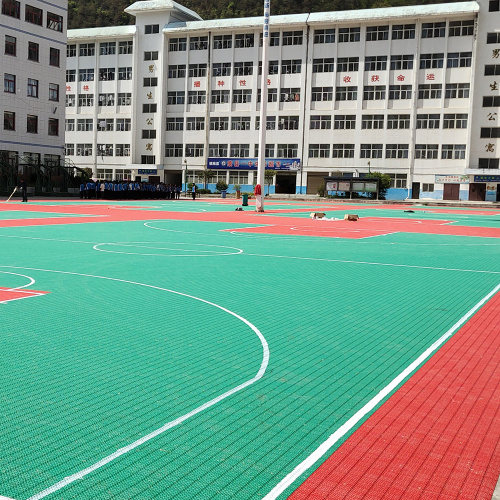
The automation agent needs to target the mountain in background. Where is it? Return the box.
[68,0,465,30]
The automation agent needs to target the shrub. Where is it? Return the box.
[216,180,228,192]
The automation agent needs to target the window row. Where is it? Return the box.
[4,36,60,65]
[67,41,133,57]
[166,143,300,158]
[64,144,131,156]
[2,0,63,31]
[3,111,58,135]
[65,93,131,107]
[65,118,132,131]
[4,74,60,100]
[66,67,132,82]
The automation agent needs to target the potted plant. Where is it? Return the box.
[234,184,241,199]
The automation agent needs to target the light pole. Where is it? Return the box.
[367,161,371,175]
[183,158,187,196]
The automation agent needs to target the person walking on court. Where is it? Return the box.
[191,182,197,200]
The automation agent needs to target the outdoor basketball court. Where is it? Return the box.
[1,197,499,500]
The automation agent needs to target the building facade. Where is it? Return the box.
[1,0,67,185]
[65,0,500,200]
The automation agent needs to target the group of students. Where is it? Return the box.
[80,180,182,200]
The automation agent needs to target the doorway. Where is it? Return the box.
[468,183,485,201]
[275,173,296,194]
[443,184,460,200]
[411,182,420,199]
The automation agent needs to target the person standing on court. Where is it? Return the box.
[191,182,197,200]
[19,179,28,202]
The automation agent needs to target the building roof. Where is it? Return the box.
[68,25,136,40]
[125,0,202,20]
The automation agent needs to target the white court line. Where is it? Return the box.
[262,281,500,500]
[0,265,269,500]
[0,271,35,289]
[93,242,243,257]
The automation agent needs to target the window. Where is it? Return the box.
[314,29,335,43]
[422,183,434,192]
[5,35,16,56]
[422,22,445,38]
[49,83,59,101]
[65,94,75,107]
[483,95,500,107]
[66,70,75,82]
[334,115,356,129]
[185,144,204,157]
[78,94,93,106]
[312,58,334,73]
[415,144,439,159]
[445,83,470,98]
[233,89,252,103]
[278,116,299,130]
[490,0,500,11]
[167,91,185,105]
[235,33,254,48]
[116,118,131,130]
[28,42,39,61]
[389,85,412,99]
[418,84,442,99]
[189,63,207,78]
[2,0,20,18]
[309,144,330,158]
[392,24,415,40]
[365,56,387,71]
[141,155,156,164]
[118,67,132,80]
[169,38,187,51]
[310,115,331,129]
[118,41,133,54]
[47,12,63,32]
[115,144,130,157]
[311,87,333,102]
[366,25,389,41]
[268,60,279,75]
[145,24,159,35]
[213,63,231,77]
[208,117,228,131]
[360,144,383,159]
[27,115,37,133]
[64,144,74,156]
[186,117,205,131]
[211,90,230,104]
[48,118,58,136]
[338,27,360,43]
[209,144,228,157]
[25,4,42,25]
[485,65,500,76]
[79,43,95,57]
[442,144,466,159]
[277,144,297,157]
[190,36,208,50]
[141,129,156,139]
[389,173,407,188]
[387,114,410,129]
[144,51,158,61]
[281,60,301,74]
[100,42,116,55]
[99,68,115,81]
[229,171,249,184]
[233,61,253,76]
[143,77,157,87]
[49,47,60,67]
[27,78,38,97]
[98,93,114,106]
[213,35,232,49]
[282,31,302,45]
[447,52,472,68]
[65,119,74,131]
[4,73,15,93]
[4,112,15,130]
[363,86,385,100]
[443,113,468,129]
[420,53,444,69]
[332,144,354,158]
[416,114,440,129]
[337,57,359,72]
[168,65,186,79]
[362,115,384,129]
[96,119,113,131]
[166,117,183,130]
[336,87,357,101]
[79,69,94,82]
[143,103,157,113]
[67,44,76,57]
[269,32,280,46]
[449,20,474,37]
[390,55,414,70]
[480,127,500,138]
[478,158,499,169]
[280,88,300,102]
[165,144,183,157]
[385,144,408,159]
[231,116,251,131]
[228,143,248,157]
[487,32,500,44]
[77,119,93,131]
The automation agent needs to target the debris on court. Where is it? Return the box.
[344,214,359,221]
[310,212,326,219]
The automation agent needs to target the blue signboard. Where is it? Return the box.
[138,169,157,175]
[207,158,300,171]
[474,175,500,182]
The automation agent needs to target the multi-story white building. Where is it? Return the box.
[65,0,500,201]
[1,0,67,184]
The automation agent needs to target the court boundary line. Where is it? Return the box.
[262,282,500,500]
[0,265,269,500]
